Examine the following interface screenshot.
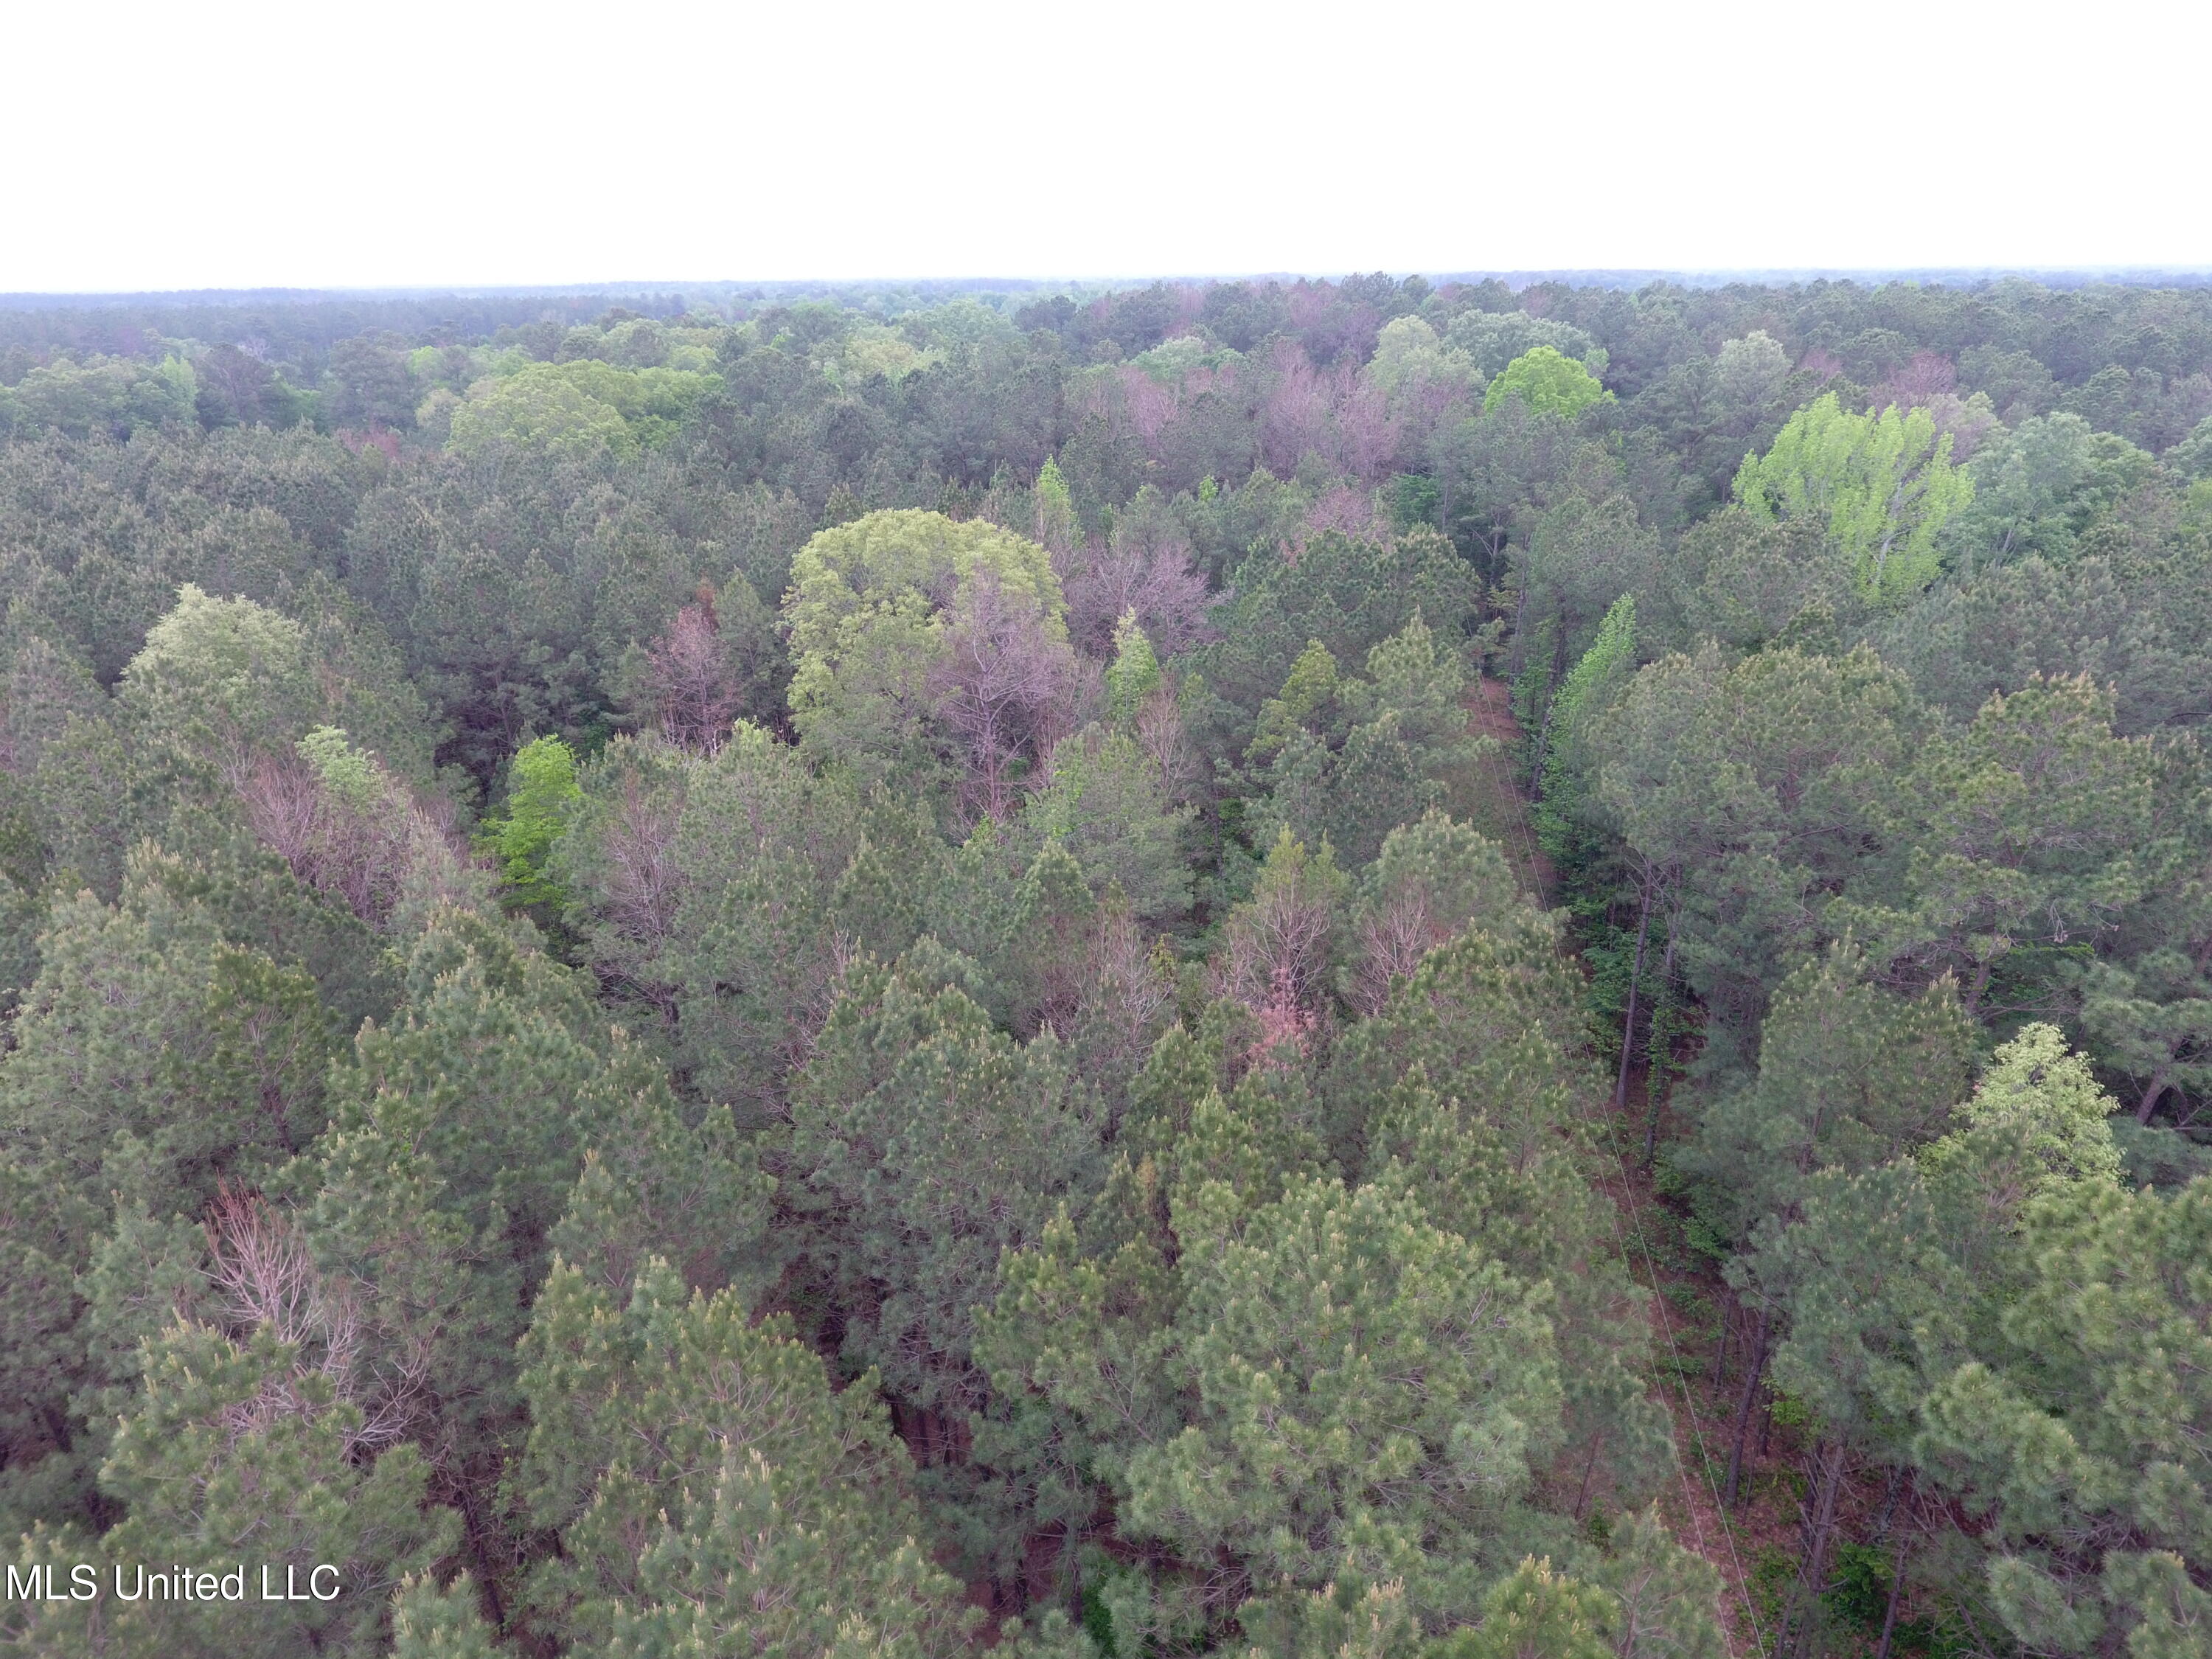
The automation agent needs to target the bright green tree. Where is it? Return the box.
[477,734,582,911]
[1733,392,1973,604]
[1104,610,1163,725]
[1535,593,1636,862]
[1483,347,1611,420]
[447,364,636,459]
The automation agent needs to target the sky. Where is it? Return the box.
[8,0,2208,293]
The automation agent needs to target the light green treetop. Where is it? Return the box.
[448,366,636,459]
[785,509,1066,668]
[1034,456,1077,554]
[1483,347,1611,420]
[448,360,712,457]
[1105,611,1162,725]
[1733,392,1974,603]
[1920,1021,2124,1204]
[782,509,1067,788]
[478,735,582,911]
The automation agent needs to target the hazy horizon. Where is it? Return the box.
[10,265,2212,306]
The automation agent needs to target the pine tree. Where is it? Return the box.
[1680,938,1975,1242]
[6,1322,453,1659]
[1125,1174,1562,1624]
[784,950,1103,1425]
[514,1259,981,1658]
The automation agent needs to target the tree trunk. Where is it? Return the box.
[2138,1069,2171,1124]
[1873,1463,1903,1540]
[1528,630,1563,795]
[1509,576,1528,678]
[1963,953,1996,1019]
[1573,1431,1606,1519]
[1644,911,1678,1166]
[1874,1513,1913,1659]
[1790,1439,1848,1659]
[1711,1296,1732,1389]
[1615,877,1655,1113]
[1724,1307,1770,1508]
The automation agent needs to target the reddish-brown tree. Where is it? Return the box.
[927,571,1075,824]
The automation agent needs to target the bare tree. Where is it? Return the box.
[1260,338,1335,475]
[203,1185,422,1454]
[643,585,742,753]
[1135,684,1204,805]
[928,570,1075,824]
[1877,351,1957,409]
[1332,379,1403,484]
[1346,888,1443,1018]
[597,767,685,948]
[1064,516,1217,660]
[1214,846,1339,1063]
[236,740,476,929]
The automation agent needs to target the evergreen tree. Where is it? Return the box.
[1125,1174,1562,1624]
[514,1259,981,1658]
[783,949,1103,1426]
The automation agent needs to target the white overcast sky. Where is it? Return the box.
[7,0,2207,293]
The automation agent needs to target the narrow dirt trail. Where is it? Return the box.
[1455,677,1557,902]
[1461,673,1801,1655]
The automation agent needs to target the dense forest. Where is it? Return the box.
[1,272,2209,1659]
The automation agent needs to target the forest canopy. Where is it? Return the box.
[2,271,2211,1659]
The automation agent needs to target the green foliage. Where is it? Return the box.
[782,508,1066,793]
[1834,675,2156,1013]
[1023,723,1194,924]
[1592,641,1927,1061]
[515,1258,980,1657]
[1181,526,1481,754]
[1104,610,1162,723]
[634,721,936,1119]
[1579,1505,1728,1659]
[785,950,1103,1412]
[1915,1175,2210,1658]
[1126,1175,1562,1621]
[1447,310,1601,380]
[1436,1558,1618,1659]
[1253,614,1475,869]
[1536,592,1635,860]
[1482,347,1611,420]
[1035,455,1078,553]
[10,276,2212,1659]
[477,733,582,909]
[0,352,200,439]
[1680,938,1975,1240]
[1733,392,1974,603]
[120,581,319,752]
[446,360,712,459]
[1919,1022,2125,1222]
